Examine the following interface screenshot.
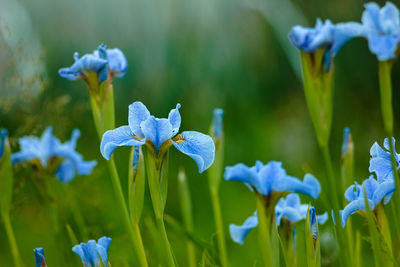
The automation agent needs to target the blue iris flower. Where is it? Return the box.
[11,127,97,183]
[59,44,127,82]
[100,101,215,173]
[0,129,7,159]
[369,137,399,182]
[34,248,47,267]
[289,19,363,70]
[72,236,111,267]
[340,175,395,227]
[361,2,400,61]
[224,161,321,199]
[229,194,327,245]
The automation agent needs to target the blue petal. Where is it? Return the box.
[362,2,384,33]
[344,183,362,202]
[97,236,111,267]
[370,141,390,159]
[369,157,393,182]
[224,163,263,193]
[34,248,47,267]
[332,22,364,55]
[0,129,7,158]
[212,109,224,138]
[276,206,303,226]
[100,126,145,160]
[285,193,301,208]
[362,176,379,200]
[372,179,395,205]
[141,116,173,152]
[368,34,399,60]
[317,212,329,224]
[272,173,321,199]
[341,198,374,227]
[172,131,215,173]
[128,102,151,138]
[72,240,100,267]
[168,104,181,136]
[258,161,287,195]
[341,127,351,157]
[229,212,258,245]
[107,48,128,77]
[56,159,76,183]
[59,54,107,81]
[380,2,400,34]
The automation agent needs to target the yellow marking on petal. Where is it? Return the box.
[173,134,186,144]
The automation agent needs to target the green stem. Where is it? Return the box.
[132,222,149,267]
[210,190,229,267]
[156,217,176,267]
[3,214,24,267]
[107,159,149,267]
[256,196,272,267]
[378,61,394,135]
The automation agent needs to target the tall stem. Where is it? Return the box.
[107,159,149,267]
[144,149,175,267]
[133,222,149,267]
[3,214,24,267]
[210,189,228,267]
[256,196,272,267]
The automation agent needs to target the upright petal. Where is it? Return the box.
[34,248,47,267]
[285,193,301,208]
[172,131,215,173]
[100,126,145,160]
[344,183,361,202]
[140,117,173,152]
[212,109,224,138]
[224,163,263,193]
[128,102,151,138]
[310,207,318,238]
[96,236,112,267]
[107,48,128,77]
[229,212,258,245]
[72,240,100,267]
[341,198,374,227]
[168,104,181,136]
[362,2,384,33]
[258,161,287,195]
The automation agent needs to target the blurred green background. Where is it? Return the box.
[0,0,399,266]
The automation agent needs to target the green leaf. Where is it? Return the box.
[0,132,14,216]
[128,147,146,223]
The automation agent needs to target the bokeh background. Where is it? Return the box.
[0,0,399,266]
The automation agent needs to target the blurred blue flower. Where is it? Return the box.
[289,19,363,69]
[340,175,395,227]
[361,2,400,61]
[11,127,97,183]
[341,127,352,157]
[59,44,127,82]
[369,137,399,182]
[100,101,215,173]
[72,236,111,267]
[224,161,321,199]
[34,248,47,267]
[212,108,224,139]
[0,129,7,159]
[229,194,327,245]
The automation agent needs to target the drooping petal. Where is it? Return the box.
[367,34,399,60]
[172,131,215,173]
[276,206,303,226]
[317,212,329,224]
[272,173,321,199]
[331,22,364,55]
[11,150,38,165]
[56,159,76,184]
[168,104,181,136]
[128,102,151,138]
[224,163,263,193]
[341,198,374,227]
[58,54,108,81]
[372,179,395,205]
[96,236,111,267]
[106,48,128,77]
[229,212,258,245]
[100,125,145,160]
[34,248,47,267]
[141,117,173,152]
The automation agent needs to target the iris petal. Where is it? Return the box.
[168,104,181,136]
[33,248,47,267]
[141,117,173,152]
[229,212,258,245]
[224,163,263,194]
[100,125,145,160]
[172,131,215,173]
[97,237,112,267]
[128,101,151,138]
